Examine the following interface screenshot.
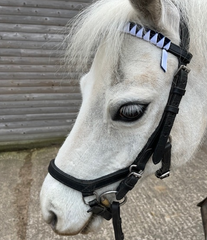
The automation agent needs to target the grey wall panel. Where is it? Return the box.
[0,0,92,150]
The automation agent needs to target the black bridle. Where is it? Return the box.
[48,21,192,240]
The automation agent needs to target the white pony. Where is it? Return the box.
[40,0,207,237]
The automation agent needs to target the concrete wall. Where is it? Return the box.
[0,0,92,150]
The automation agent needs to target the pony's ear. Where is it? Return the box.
[129,0,180,36]
[129,0,162,26]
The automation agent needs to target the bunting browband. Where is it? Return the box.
[124,22,192,71]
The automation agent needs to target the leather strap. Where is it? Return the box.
[48,159,130,197]
[152,66,189,164]
[155,142,171,179]
[87,199,112,220]
[111,202,124,240]
[168,43,192,64]
[88,200,124,240]
[116,174,140,200]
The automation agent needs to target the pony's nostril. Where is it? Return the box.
[49,211,58,229]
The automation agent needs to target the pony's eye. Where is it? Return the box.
[114,104,148,122]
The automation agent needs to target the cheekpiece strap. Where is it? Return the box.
[152,65,190,165]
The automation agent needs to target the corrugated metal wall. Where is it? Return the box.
[0,0,92,150]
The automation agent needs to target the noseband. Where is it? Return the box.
[48,21,192,240]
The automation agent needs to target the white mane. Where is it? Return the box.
[64,0,207,71]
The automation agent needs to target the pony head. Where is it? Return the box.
[40,0,202,236]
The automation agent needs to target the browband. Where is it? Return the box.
[125,22,192,71]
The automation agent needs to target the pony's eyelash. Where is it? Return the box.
[113,103,148,122]
[120,104,145,118]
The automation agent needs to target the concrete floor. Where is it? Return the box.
[0,139,207,240]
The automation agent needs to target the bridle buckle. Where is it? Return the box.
[129,165,144,179]
[100,191,127,207]
[174,64,191,76]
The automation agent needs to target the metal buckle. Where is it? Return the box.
[160,171,170,179]
[128,165,144,178]
[128,171,143,178]
[82,193,98,206]
[83,190,127,208]
[99,191,127,207]
[156,171,170,179]
[174,65,191,76]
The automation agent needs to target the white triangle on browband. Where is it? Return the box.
[143,30,151,42]
[161,49,168,72]
[124,23,131,33]
[157,37,165,48]
[164,41,171,51]
[136,28,144,38]
[130,25,137,36]
[150,33,158,45]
